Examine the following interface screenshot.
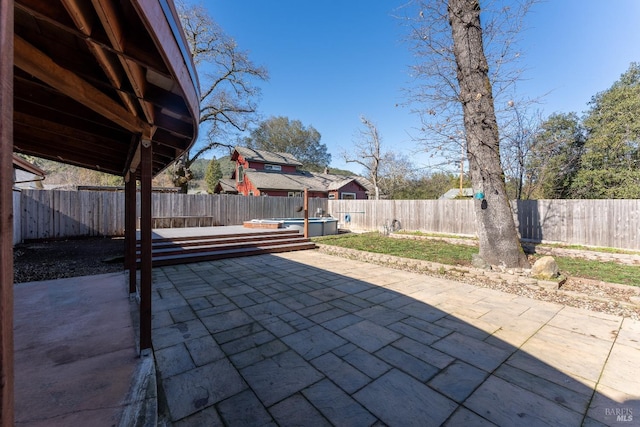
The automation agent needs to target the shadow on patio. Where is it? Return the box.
[150,250,640,426]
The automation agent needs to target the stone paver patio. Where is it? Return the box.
[152,250,640,426]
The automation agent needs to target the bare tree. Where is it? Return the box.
[342,116,383,199]
[378,152,416,199]
[402,0,537,163]
[500,105,543,199]
[449,0,530,267]
[171,2,268,192]
[402,0,531,267]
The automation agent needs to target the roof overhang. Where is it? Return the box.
[13,0,200,178]
[12,154,45,178]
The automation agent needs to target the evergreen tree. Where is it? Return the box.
[205,157,223,194]
[527,113,585,199]
[572,63,640,198]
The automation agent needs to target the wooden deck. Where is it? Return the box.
[136,226,316,267]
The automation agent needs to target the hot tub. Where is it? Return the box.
[272,217,338,237]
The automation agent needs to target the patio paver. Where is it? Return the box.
[152,250,640,426]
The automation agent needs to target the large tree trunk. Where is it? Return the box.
[448,0,529,268]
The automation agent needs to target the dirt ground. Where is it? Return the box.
[13,237,125,283]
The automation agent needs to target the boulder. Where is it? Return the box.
[531,256,559,279]
[471,253,490,270]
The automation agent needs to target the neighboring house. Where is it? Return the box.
[439,188,474,200]
[216,146,371,199]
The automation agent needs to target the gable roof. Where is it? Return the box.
[244,169,371,194]
[227,146,374,195]
[439,188,474,199]
[233,147,303,167]
[216,178,238,193]
[244,170,322,191]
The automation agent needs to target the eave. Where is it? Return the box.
[13,0,200,178]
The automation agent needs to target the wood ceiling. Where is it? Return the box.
[13,0,200,178]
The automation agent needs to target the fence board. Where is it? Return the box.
[16,190,640,250]
[18,190,330,241]
[328,199,640,250]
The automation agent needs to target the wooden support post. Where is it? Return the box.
[124,176,137,294]
[0,0,14,423]
[139,139,153,354]
[303,188,309,238]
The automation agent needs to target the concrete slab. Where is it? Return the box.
[14,272,141,427]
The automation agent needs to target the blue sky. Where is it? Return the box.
[195,0,640,173]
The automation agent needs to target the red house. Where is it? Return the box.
[216,147,371,199]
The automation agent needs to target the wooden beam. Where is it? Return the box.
[139,138,153,353]
[61,0,140,117]
[13,111,128,152]
[60,0,95,35]
[128,140,141,176]
[13,35,149,135]
[91,0,155,124]
[0,0,14,423]
[15,2,167,74]
[89,44,140,115]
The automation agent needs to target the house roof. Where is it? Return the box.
[216,178,238,193]
[245,171,321,191]
[12,155,45,178]
[244,170,371,194]
[439,188,474,199]
[233,147,303,167]
[13,0,200,178]
[227,146,374,195]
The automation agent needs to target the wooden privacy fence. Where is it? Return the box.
[513,199,640,251]
[329,199,478,236]
[16,190,640,250]
[329,199,640,251]
[17,190,327,241]
[19,189,127,240]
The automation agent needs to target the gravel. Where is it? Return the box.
[316,244,640,320]
[13,237,125,283]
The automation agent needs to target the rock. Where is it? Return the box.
[471,253,490,270]
[537,280,559,290]
[531,256,559,279]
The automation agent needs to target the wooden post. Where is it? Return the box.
[124,175,137,294]
[459,143,464,196]
[303,188,309,238]
[0,0,14,423]
[139,140,153,354]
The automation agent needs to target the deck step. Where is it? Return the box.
[136,236,313,258]
[136,228,316,267]
[147,241,317,267]
[138,231,303,251]
[138,229,301,245]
